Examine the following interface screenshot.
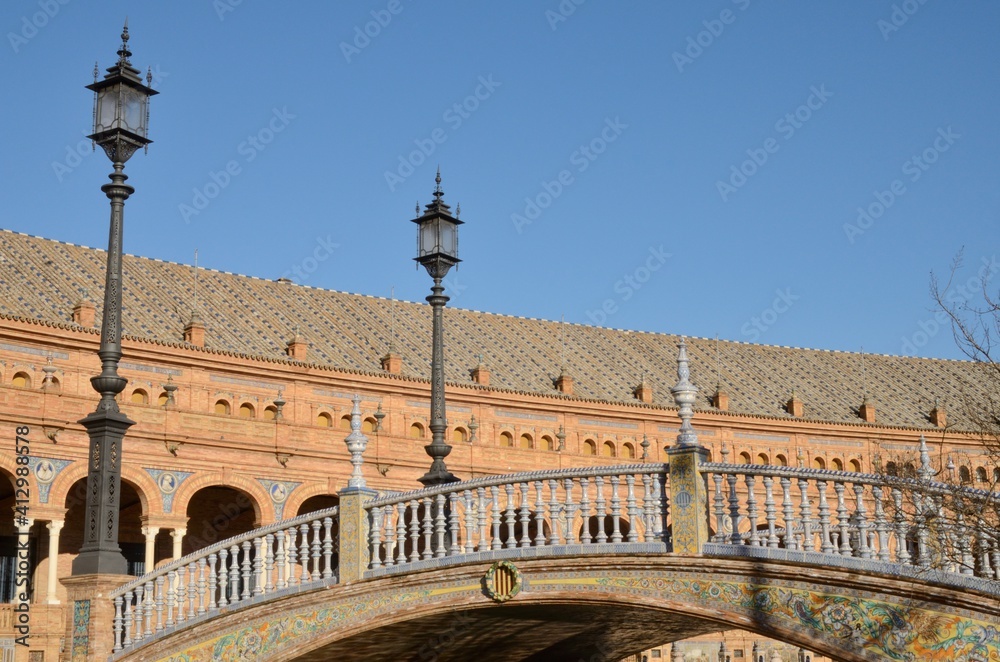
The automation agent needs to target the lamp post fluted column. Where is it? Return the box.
[423,275,455,484]
[73,23,156,575]
[412,170,463,486]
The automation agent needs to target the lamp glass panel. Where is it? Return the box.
[122,87,146,135]
[96,86,119,133]
[440,221,456,257]
[419,220,437,256]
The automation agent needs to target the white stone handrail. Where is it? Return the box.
[365,464,671,571]
[109,505,339,655]
[701,462,1000,580]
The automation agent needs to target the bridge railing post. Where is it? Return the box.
[338,486,378,582]
[667,339,711,554]
[339,394,376,582]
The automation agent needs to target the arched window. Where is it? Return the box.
[238,403,255,419]
[316,412,333,427]
[157,392,169,406]
[775,454,788,467]
[519,433,533,450]
[409,422,425,439]
[583,439,597,456]
[623,442,636,459]
[602,441,616,457]
[812,457,826,470]
[739,452,752,465]
[363,418,377,434]
[214,400,231,415]
[11,372,30,388]
[451,427,467,443]
[756,453,769,465]
[976,467,988,483]
[500,431,513,447]
[340,415,352,431]
[263,406,277,420]
[541,435,554,451]
[131,389,148,405]
[831,458,843,471]
[959,466,972,483]
[848,459,861,473]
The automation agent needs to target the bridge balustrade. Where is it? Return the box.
[702,463,1000,579]
[366,464,671,571]
[109,507,339,654]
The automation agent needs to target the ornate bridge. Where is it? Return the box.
[99,437,1000,662]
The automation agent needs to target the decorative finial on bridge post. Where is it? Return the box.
[917,434,934,481]
[671,338,700,448]
[344,394,369,488]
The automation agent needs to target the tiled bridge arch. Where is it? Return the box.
[101,450,1000,662]
[117,553,1000,662]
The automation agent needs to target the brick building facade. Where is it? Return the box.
[0,229,991,660]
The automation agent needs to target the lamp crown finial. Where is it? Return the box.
[117,19,132,66]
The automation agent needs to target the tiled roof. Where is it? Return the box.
[0,229,989,431]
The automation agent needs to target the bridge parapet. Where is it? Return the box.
[109,504,339,655]
[365,463,671,572]
[702,461,1000,581]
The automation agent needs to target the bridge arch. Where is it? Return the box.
[117,554,1000,662]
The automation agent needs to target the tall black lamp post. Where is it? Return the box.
[413,170,462,486]
[73,22,157,576]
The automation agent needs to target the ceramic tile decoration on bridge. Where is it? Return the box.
[92,343,1000,661]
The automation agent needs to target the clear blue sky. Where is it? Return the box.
[2,1,998,361]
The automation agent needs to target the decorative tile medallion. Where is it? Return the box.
[28,456,72,503]
[144,468,193,513]
[484,560,522,603]
[257,479,301,520]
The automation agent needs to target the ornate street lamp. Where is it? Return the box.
[73,22,157,576]
[413,169,462,486]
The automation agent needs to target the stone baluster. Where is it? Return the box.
[143,580,155,639]
[780,477,797,550]
[626,475,639,543]
[370,507,384,570]
[448,492,461,555]
[956,505,974,575]
[834,482,851,556]
[916,494,931,569]
[727,473,741,545]
[286,528,299,584]
[549,480,562,545]
[185,562,197,616]
[713,473,727,543]
[434,494,447,557]
[642,474,656,543]
[745,475,759,546]
[763,476,779,548]
[323,516,335,579]
[381,511,395,568]
[273,533,286,589]
[176,565,187,622]
[216,548,230,607]
[491,486,503,550]
[228,544,241,600]
[154,575,165,632]
[260,534,273,591]
[934,496,951,571]
[407,500,420,561]
[817,481,833,554]
[165,569,177,624]
[311,519,323,577]
[892,489,910,565]
[251,537,264,595]
[798,479,814,552]
[397,502,409,563]
[579,478,592,544]
[463,491,476,553]
[123,589,134,646]
[594,476,608,543]
[872,486,890,561]
[297,523,311,580]
[990,542,1000,580]
[478,487,491,551]
[565,478,579,544]
[653,473,666,541]
[241,541,253,599]
[518,482,532,547]
[610,475,623,543]
[421,496,435,560]
[534,482,547,546]
[853,483,871,559]
[112,594,124,650]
